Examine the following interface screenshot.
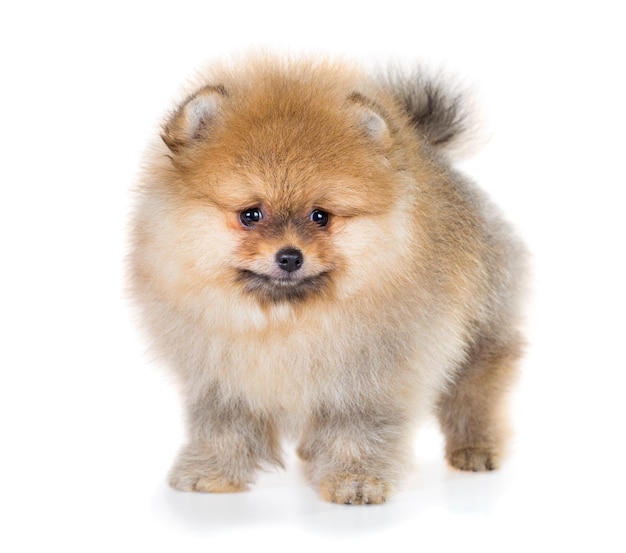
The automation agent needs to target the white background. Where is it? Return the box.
[1,1,624,551]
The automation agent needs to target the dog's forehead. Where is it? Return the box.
[184,80,401,216]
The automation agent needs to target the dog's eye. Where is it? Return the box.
[310,209,329,227]
[239,207,263,227]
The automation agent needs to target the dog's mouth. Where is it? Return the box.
[236,269,331,303]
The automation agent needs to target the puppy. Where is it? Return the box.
[129,55,527,505]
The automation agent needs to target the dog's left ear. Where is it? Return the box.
[161,85,228,153]
[348,92,392,146]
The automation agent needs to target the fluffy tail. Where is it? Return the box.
[380,68,482,159]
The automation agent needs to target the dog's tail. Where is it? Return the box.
[380,67,484,160]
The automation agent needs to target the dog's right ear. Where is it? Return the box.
[161,85,227,153]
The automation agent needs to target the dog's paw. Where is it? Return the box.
[448,447,500,472]
[168,460,248,493]
[319,473,390,505]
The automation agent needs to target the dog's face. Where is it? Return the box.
[152,76,415,310]
[231,202,335,304]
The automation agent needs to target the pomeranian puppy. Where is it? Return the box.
[130,55,527,505]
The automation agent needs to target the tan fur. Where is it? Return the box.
[129,55,527,505]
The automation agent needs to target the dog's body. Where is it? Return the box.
[130,56,527,504]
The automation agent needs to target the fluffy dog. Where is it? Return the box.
[129,55,527,505]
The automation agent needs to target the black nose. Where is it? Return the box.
[275,247,303,273]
